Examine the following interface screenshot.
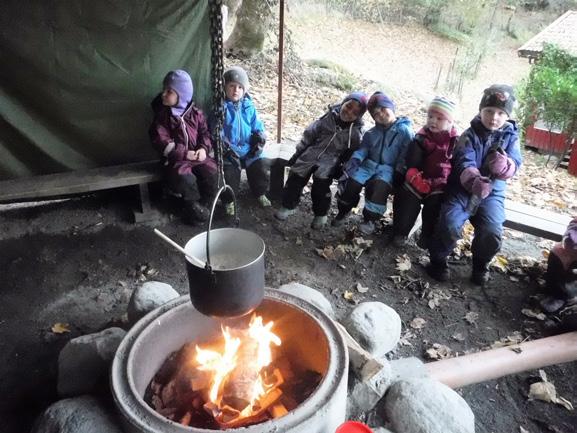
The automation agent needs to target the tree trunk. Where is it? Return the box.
[224,0,274,57]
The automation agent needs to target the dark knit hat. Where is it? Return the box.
[479,84,516,116]
[342,92,368,117]
[224,66,250,92]
[163,70,193,116]
[368,91,395,114]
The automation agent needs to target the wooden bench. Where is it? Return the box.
[504,199,572,241]
[0,160,162,222]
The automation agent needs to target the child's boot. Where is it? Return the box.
[470,260,490,286]
[257,194,271,208]
[184,201,209,224]
[426,258,450,282]
[311,215,328,230]
[275,207,296,221]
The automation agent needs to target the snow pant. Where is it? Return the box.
[166,165,217,206]
[336,177,392,221]
[546,244,577,300]
[428,191,504,268]
[393,186,444,248]
[221,157,269,204]
[281,169,333,216]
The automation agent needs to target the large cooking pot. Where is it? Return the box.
[184,185,265,318]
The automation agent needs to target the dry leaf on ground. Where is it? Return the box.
[490,332,524,349]
[356,282,369,293]
[51,323,71,334]
[427,289,451,309]
[399,330,417,347]
[521,308,547,321]
[464,311,479,325]
[491,255,509,272]
[410,317,426,329]
[395,254,412,272]
[425,343,452,360]
[452,333,466,342]
[343,290,354,301]
[528,370,574,411]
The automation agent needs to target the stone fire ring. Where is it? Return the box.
[111,290,349,433]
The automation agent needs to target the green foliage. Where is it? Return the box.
[306,59,359,91]
[518,45,577,141]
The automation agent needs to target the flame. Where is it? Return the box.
[195,314,281,418]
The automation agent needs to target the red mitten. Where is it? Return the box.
[405,168,431,195]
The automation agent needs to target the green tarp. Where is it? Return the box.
[0,0,212,180]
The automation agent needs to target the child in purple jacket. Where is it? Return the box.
[149,70,218,224]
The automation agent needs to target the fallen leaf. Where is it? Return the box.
[395,254,412,272]
[452,333,466,342]
[338,264,346,270]
[399,330,416,346]
[490,332,524,349]
[295,237,303,246]
[410,317,426,329]
[427,289,451,309]
[510,276,520,282]
[51,323,71,334]
[425,343,452,360]
[356,282,369,293]
[389,275,402,283]
[528,370,574,411]
[316,246,335,260]
[418,255,429,266]
[343,290,354,301]
[464,311,479,325]
[491,255,508,272]
[521,308,547,321]
[520,427,530,433]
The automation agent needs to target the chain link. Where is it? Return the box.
[208,0,226,186]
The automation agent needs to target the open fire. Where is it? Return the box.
[145,313,321,429]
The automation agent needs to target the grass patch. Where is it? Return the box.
[306,59,358,92]
[428,23,470,44]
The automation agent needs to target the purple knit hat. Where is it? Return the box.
[368,91,396,114]
[163,70,194,116]
[342,92,368,117]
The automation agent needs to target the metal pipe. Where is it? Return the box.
[276,0,285,143]
[425,332,577,389]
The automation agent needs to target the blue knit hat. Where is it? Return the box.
[368,91,395,114]
[163,70,193,116]
[342,92,368,117]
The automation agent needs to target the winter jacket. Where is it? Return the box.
[446,115,522,199]
[222,94,265,167]
[149,95,217,175]
[349,116,414,185]
[290,105,364,179]
[404,126,459,195]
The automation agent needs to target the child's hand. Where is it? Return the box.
[186,150,198,161]
[196,148,207,162]
[471,176,492,199]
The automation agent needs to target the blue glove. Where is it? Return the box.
[343,158,361,177]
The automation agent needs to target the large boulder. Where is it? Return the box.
[57,327,126,396]
[383,378,475,433]
[343,302,401,356]
[127,281,179,323]
[31,395,123,433]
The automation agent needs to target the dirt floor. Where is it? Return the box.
[1,183,576,433]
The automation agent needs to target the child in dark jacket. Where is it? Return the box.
[274,92,367,229]
[149,70,217,224]
[392,96,459,247]
[221,66,269,214]
[427,84,522,285]
[334,92,414,235]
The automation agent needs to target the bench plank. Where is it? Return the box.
[0,160,161,203]
[504,199,571,241]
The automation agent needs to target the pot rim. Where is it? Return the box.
[184,227,266,271]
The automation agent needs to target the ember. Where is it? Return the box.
[145,314,322,429]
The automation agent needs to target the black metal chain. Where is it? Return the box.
[208,0,226,186]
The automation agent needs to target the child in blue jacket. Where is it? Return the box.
[221,66,269,213]
[334,92,414,235]
[427,85,522,285]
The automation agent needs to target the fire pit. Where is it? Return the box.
[111,290,348,433]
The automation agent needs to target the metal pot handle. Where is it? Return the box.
[205,184,239,272]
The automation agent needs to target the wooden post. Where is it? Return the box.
[276,0,285,144]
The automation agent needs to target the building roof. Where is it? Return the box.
[518,10,577,60]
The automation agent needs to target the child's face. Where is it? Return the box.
[371,107,396,127]
[426,111,452,133]
[162,88,178,107]
[480,107,509,131]
[339,100,362,123]
[225,82,245,102]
